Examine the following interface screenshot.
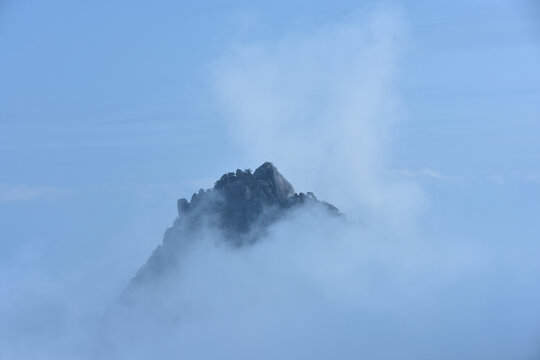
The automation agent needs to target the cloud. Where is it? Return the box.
[396,168,463,182]
[524,174,540,183]
[0,184,71,203]
[214,5,425,227]
[487,173,505,185]
[99,203,540,360]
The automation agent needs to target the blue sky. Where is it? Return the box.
[1,1,540,356]
[2,0,539,246]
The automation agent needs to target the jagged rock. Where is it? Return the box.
[177,198,189,215]
[125,162,340,293]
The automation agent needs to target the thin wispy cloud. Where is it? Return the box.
[0,184,71,203]
[486,174,505,185]
[524,174,540,183]
[396,168,463,182]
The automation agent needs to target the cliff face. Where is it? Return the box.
[126,162,340,292]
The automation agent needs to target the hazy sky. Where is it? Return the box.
[1,0,538,268]
[1,0,540,358]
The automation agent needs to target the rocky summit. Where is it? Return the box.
[126,162,340,290]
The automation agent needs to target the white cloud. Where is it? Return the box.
[214,5,425,228]
[99,204,540,360]
[0,184,71,203]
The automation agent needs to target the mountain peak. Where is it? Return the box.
[126,162,340,291]
[253,162,295,201]
[175,161,340,240]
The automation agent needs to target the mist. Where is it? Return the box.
[2,3,540,360]
[67,202,540,359]
[214,5,423,227]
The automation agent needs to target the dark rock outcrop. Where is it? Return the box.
[125,162,340,293]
